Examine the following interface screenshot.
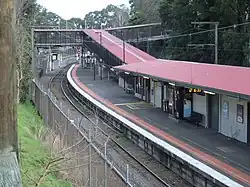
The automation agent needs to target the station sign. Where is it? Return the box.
[188,88,203,93]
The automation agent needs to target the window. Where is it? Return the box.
[223,100,229,119]
[237,104,244,123]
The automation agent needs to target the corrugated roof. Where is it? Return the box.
[84,29,156,64]
[114,59,250,97]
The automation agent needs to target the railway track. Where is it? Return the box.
[61,75,172,187]
[48,64,188,187]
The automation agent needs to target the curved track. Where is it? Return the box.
[48,64,189,187]
[62,74,172,187]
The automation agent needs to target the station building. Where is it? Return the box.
[114,59,250,144]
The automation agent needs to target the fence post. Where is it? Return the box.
[89,129,92,187]
[45,90,48,126]
[77,117,80,166]
[126,164,129,186]
[52,97,55,129]
[39,84,42,114]
[104,136,110,187]
[67,109,70,119]
[47,90,50,126]
[60,101,62,110]
[41,85,44,117]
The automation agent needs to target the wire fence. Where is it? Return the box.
[31,80,132,187]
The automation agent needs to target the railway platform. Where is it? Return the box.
[69,64,250,187]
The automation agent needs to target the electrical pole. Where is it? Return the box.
[215,23,219,65]
[191,22,219,64]
[147,26,152,53]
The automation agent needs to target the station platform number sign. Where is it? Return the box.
[188,88,203,93]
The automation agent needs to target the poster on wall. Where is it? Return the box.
[237,104,244,123]
[222,100,229,119]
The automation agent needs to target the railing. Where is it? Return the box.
[106,23,170,42]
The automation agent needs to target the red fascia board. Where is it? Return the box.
[115,59,250,96]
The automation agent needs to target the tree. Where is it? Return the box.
[16,0,37,103]
[159,0,250,66]
[128,0,160,25]
[69,17,85,29]
[0,6,21,187]
[34,7,61,26]
[0,0,18,154]
[84,4,130,29]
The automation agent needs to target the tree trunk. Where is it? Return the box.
[0,0,18,155]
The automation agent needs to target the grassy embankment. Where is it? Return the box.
[18,102,72,187]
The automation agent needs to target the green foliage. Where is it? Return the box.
[32,3,129,29]
[68,18,85,29]
[159,0,250,66]
[129,11,146,25]
[34,7,61,27]
[84,4,129,29]
[17,22,32,102]
[18,102,72,187]
[17,1,37,103]
[16,1,129,103]
[128,0,160,25]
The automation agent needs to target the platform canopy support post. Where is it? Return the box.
[93,58,96,81]
[81,45,84,68]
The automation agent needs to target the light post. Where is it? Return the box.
[94,31,103,51]
[95,31,103,80]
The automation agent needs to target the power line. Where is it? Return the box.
[219,31,250,35]
[164,21,250,40]
[35,21,250,57]
[35,21,250,48]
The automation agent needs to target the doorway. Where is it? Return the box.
[208,94,219,130]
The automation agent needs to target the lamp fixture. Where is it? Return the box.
[204,90,215,95]
[169,82,175,86]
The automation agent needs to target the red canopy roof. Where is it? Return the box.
[84,29,156,64]
[114,59,250,97]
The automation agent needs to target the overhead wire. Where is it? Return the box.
[160,21,250,40]
[36,21,250,46]
[35,21,250,58]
